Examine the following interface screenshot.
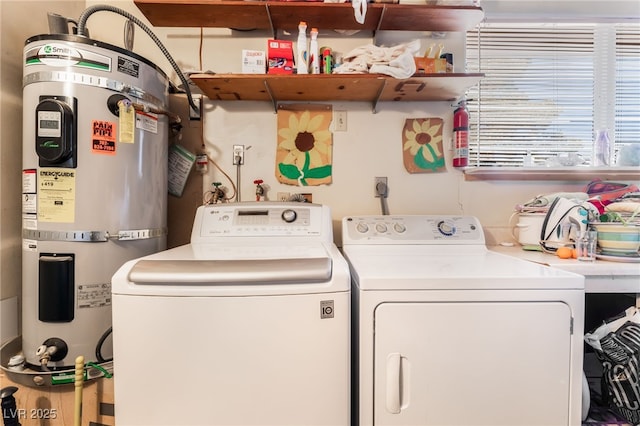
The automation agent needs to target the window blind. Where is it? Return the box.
[616,25,640,150]
[465,22,640,168]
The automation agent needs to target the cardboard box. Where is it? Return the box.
[414,57,448,74]
[267,39,294,74]
[242,50,266,74]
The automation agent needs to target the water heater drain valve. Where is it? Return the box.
[35,338,69,368]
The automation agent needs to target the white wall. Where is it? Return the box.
[482,0,640,21]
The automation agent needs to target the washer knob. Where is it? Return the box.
[375,223,388,233]
[281,209,297,223]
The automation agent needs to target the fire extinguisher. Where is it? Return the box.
[453,99,469,168]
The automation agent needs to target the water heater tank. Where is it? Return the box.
[22,34,169,371]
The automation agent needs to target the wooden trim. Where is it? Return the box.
[463,167,640,181]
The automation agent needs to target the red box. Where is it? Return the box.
[267,39,294,74]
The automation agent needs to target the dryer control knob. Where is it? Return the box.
[437,220,456,236]
[375,223,388,233]
[281,209,297,223]
[393,223,406,233]
[356,222,369,233]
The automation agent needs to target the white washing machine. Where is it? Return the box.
[111,202,350,426]
[342,215,585,426]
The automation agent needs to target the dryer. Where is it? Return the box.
[342,215,585,426]
[111,202,350,425]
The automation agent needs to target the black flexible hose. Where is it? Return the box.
[76,4,199,114]
[95,326,113,363]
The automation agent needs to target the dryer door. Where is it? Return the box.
[374,301,573,426]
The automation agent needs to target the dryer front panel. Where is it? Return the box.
[373,301,573,426]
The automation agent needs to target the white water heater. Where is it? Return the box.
[21,34,169,371]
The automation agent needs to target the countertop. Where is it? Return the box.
[489,245,640,294]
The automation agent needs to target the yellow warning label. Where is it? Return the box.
[119,101,135,143]
[38,168,75,223]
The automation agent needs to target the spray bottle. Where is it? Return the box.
[593,129,611,166]
[452,99,469,168]
[296,21,308,74]
[309,28,320,74]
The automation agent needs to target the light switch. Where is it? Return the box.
[334,111,347,131]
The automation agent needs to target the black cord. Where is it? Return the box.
[540,197,579,253]
[95,326,113,363]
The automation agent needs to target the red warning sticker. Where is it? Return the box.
[92,120,116,154]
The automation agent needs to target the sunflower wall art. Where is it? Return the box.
[402,118,445,173]
[276,104,333,186]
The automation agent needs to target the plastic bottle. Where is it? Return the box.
[593,129,611,166]
[322,48,332,74]
[452,99,469,168]
[296,21,308,74]
[309,28,320,74]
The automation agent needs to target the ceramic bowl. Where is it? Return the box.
[591,222,640,255]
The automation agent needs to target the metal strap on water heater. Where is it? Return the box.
[23,71,167,110]
[115,228,166,241]
[23,228,166,242]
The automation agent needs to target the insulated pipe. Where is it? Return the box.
[76,4,199,114]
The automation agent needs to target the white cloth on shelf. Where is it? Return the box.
[333,40,420,79]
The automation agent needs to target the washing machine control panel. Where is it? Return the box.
[193,203,328,239]
[343,215,485,245]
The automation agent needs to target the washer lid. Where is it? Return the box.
[112,241,351,296]
[128,257,332,285]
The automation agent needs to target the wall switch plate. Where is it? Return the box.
[334,111,347,131]
[189,95,202,121]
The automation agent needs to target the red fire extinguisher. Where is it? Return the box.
[453,99,469,168]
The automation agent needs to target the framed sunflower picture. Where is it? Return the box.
[402,117,445,173]
[276,104,333,186]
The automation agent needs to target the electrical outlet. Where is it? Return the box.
[233,144,244,165]
[189,95,202,121]
[374,176,388,198]
[334,111,347,131]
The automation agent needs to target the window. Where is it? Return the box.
[465,22,640,168]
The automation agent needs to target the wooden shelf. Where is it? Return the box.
[136,1,485,109]
[190,73,484,112]
[134,0,484,33]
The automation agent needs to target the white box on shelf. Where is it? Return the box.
[242,50,266,74]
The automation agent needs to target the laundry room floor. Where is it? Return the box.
[0,367,115,426]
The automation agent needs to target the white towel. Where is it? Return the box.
[370,51,416,79]
[333,40,420,78]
